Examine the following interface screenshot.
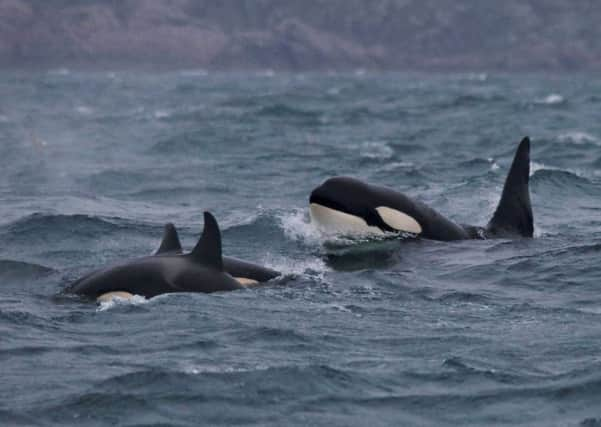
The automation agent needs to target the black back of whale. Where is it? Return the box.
[309,137,533,240]
[155,223,280,282]
[69,212,243,299]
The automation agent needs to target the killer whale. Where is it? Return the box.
[69,212,246,300]
[155,222,280,283]
[309,137,533,240]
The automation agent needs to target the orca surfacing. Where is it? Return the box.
[310,137,533,241]
[69,212,262,300]
[155,222,280,283]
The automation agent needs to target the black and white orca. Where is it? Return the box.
[155,222,280,283]
[309,137,533,240]
[68,212,277,302]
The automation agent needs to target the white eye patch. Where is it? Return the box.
[375,206,422,234]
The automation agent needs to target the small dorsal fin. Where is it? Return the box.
[487,137,534,237]
[155,223,183,255]
[189,212,224,270]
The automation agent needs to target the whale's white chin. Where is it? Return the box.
[309,203,423,236]
[309,203,384,236]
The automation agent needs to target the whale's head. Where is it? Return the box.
[309,176,424,236]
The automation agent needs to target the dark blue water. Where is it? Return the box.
[1,70,601,426]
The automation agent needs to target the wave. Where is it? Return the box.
[429,92,507,110]
[153,109,171,119]
[0,259,55,280]
[441,356,529,384]
[359,141,394,160]
[530,161,583,176]
[434,291,492,304]
[558,131,601,146]
[149,131,209,155]
[530,167,596,195]
[458,157,500,173]
[450,93,507,107]
[255,103,324,124]
[75,105,94,115]
[276,209,322,247]
[83,169,155,192]
[0,213,145,245]
[535,93,566,105]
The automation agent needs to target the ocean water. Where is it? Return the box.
[1,70,601,426]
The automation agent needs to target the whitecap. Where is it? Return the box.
[530,161,553,176]
[557,131,600,145]
[153,110,171,119]
[360,141,394,160]
[75,106,93,115]
[380,161,414,171]
[182,363,271,375]
[277,209,322,246]
[529,161,584,177]
[262,253,328,277]
[96,294,147,312]
[466,72,488,81]
[535,94,565,105]
[219,209,260,230]
[486,157,500,171]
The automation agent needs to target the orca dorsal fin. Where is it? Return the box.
[155,223,183,255]
[487,137,534,237]
[189,212,224,270]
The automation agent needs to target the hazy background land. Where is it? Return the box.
[1,0,601,71]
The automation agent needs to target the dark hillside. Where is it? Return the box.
[1,0,600,70]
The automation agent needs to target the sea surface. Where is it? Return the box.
[1,70,601,426]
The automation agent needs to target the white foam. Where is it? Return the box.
[219,209,260,230]
[380,161,414,172]
[464,72,488,81]
[182,363,271,375]
[360,141,394,159]
[263,253,328,277]
[487,158,500,171]
[277,209,322,246]
[530,161,583,178]
[530,161,552,176]
[533,224,546,238]
[153,110,171,119]
[558,131,600,145]
[536,94,565,105]
[75,106,93,115]
[96,294,147,312]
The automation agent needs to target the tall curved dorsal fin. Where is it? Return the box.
[487,137,534,237]
[189,212,224,270]
[155,223,183,255]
